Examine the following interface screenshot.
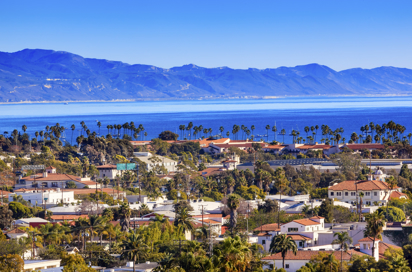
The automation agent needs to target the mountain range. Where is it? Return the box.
[1,49,412,102]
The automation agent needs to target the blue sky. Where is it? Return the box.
[1,0,411,71]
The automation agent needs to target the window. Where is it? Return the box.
[351,192,356,196]
[286,264,290,269]
[52,182,58,187]
[337,192,342,196]
[262,240,266,245]
[345,192,348,196]
[288,228,298,232]
[364,244,367,249]
[330,192,334,196]
[374,192,378,196]
[299,242,303,247]
[365,192,371,196]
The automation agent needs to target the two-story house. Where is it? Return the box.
[328,178,405,206]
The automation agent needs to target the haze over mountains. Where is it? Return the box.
[1,49,412,103]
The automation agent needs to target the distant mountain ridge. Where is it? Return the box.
[1,48,412,102]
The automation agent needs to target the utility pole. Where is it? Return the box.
[200,205,206,228]
[209,222,213,256]
[31,231,35,259]
[247,203,250,242]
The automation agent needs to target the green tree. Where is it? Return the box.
[332,231,353,272]
[0,205,13,229]
[0,254,24,272]
[377,206,405,223]
[121,230,149,272]
[158,131,179,141]
[8,201,32,219]
[364,211,386,260]
[318,199,333,223]
[227,194,241,232]
[269,234,297,269]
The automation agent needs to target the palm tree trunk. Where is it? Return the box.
[133,254,136,272]
[283,256,285,269]
[341,250,343,272]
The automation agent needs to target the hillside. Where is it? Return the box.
[1,49,412,102]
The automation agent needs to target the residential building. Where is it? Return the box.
[135,153,178,173]
[16,169,100,189]
[10,188,75,205]
[13,217,49,228]
[262,250,364,272]
[328,179,404,205]
[5,228,28,240]
[23,260,62,271]
[96,164,124,180]
[285,143,338,156]
[62,188,127,200]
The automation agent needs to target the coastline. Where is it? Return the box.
[0,93,411,105]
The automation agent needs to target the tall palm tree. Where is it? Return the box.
[269,234,297,269]
[174,207,195,235]
[332,231,352,272]
[323,253,339,272]
[122,230,148,272]
[227,194,240,232]
[212,236,253,271]
[120,202,132,232]
[265,125,270,141]
[97,121,101,135]
[364,211,385,260]
[359,192,364,222]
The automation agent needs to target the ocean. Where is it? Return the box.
[0,96,411,144]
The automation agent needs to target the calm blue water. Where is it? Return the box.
[0,96,411,143]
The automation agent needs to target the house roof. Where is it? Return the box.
[257,232,272,236]
[389,191,408,200]
[263,145,285,150]
[328,180,398,191]
[199,219,221,225]
[342,144,385,150]
[292,219,321,226]
[21,173,81,182]
[77,180,99,186]
[0,190,11,197]
[199,167,224,177]
[358,237,381,242]
[253,223,281,232]
[287,234,312,241]
[293,144,333,150]
[262,250,365,260]
[198,138,230,147]
[6,228,26,234]
[96,164,117,169]
[62,188,125,195]
[50,215,89,221]
[310,216,324,219]
[379,242,401,259]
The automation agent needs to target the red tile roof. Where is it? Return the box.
[359,237,381,242]
[292,219,321,226]
[21,173,81,182]
[343,144,385,150]
[294,144,333,150]
[379,242,401,259]
[310,216,325,219]
[389,191,408,200]
[287,234,312,241]
[62,188,125,195]
[254,223,281,232]
[6,228,26,234]
[96,164,117,169]
[50,215,89,221]
[199,167,225,177]
[199,219,221,225]
[329,180,398,191]
[0,190,11,197]
[263,145,285,150]
[257,232,272,236]
[262,250,365,260]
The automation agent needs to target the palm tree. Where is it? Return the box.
[359,192,364,222]
[119,202,132,232]
[122,230,148,272]
[174,207,195,234]
[251,125,255,138]
[364,211,385,260]
[85,215,106,244]
[269,234,297,269]
[97,121,101,135]
[265,125,270,141]
[219,126,224,137]
[227,194,241,233]
[22,124,27,133]
[323,253,339,272]
[212,236,253,271]
[332,231,352,272]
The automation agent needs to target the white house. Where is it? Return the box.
[23,259,62,271]
[328,178,406,206]
[96,164,124,180]
[5,228,28,240]
[16,169,100,189]
[10,188,75,205]
[136,154,178,173]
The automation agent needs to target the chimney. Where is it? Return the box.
[43,172,48,178]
